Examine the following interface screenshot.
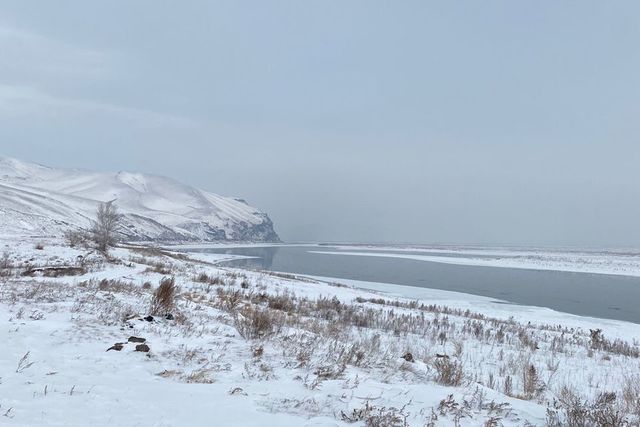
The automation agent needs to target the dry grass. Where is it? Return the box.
[546,386,630,427]
[21,266,87,277]
[340,401,409,426]
[4,244,640,426]
[149,276,178,315]
[433,357,464,386]
[234,306,284,339]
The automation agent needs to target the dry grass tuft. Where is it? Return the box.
[150,276,178,315]
[234,307,284,339]
[433,357,464,386]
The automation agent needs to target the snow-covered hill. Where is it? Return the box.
[0,156,279,242]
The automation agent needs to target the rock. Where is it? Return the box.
[229,387,247,396]
[128,336,146,343]
[107,343,125,352]
[436,353,450,359]
[165,313,174,320]
[135,344,150,352]
[143,315,154,322]
[402,352,414,363]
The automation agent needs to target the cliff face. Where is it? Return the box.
[0,156,280,242]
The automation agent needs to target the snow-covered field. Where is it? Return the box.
[313,245,640,277]
[2,238,640,426]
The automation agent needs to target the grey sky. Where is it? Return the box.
[1,1,638,246]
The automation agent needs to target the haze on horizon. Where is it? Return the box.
[0,2,638,247]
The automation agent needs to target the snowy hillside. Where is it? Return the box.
[2,237,640,426]
[0,156,279,242]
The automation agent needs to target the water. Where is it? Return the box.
[187,245,640,323]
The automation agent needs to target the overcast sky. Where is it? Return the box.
[0,2,638,247]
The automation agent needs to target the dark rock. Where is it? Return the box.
[135,344,150,352]
[436,353,450,359]
[165,313,174,320]
[128,336,146,343]
[107,343,125,352]
[402,352,414,363]
[144,315,154,322]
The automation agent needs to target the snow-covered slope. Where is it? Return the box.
[0,156,279,242]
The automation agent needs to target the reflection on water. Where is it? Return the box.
[185,245,640,323]
[214,246,278,269]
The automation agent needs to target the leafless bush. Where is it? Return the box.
[589,328,639,358]
[217,288,244,311]
[1,252,11,269]
[590,329,605,350]
[149,277,178,315]
[546,386,630,427]
[64,229,89,248]
[140,260,173,275]
[234,307,284,339]
[622,376,640,418]
[433,358,464,386]
[0,252,12,278]
[267,292,296,313]
[194,272,224,285]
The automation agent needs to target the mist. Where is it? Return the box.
[1,1,638,247]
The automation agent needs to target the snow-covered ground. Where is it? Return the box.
[2,238,640,426]
[312,245,640,277]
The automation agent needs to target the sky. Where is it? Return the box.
[0,1,639,247]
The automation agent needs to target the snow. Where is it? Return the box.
[311,247,640,277]
[2,237,640,426]
[0,156,278,241]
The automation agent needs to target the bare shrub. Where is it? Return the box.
[64,230,88,248]
[234,307,284,339]
[149,277,178,315]
[622,376,640,418]
[195,272,212,283]
[546,386,630,427]
[91,201,122,252]
[589,328,639,358]
[522,363,545,400]
[194,272,225,285]
[590,329,605,350]
[433,358,464,386]
[590,393,627,427]
[267,292,296,313]
[217,288,244,312]
[148,261,172,275]
[0,252,12,278]
[1,252,12,269]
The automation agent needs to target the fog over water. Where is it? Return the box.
[0,2,638,246]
